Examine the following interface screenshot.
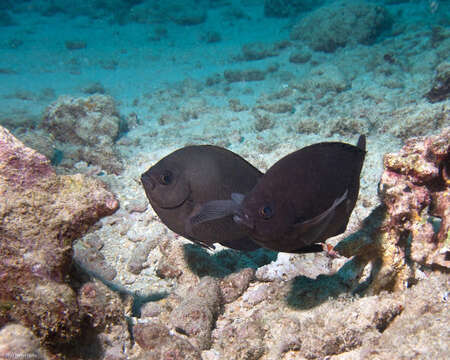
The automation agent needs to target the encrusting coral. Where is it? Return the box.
[335,127,449,293]
[0,125,119,345]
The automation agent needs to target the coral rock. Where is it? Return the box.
[290,2,391,52]
[426,62,450,103]
[264,0,323,18]
[170,277,221,350]
[133,321,201,359]
[0,126,119,344]
[335,128,450,293]
[0,126,54,189]
[220,268,254,303]
[214,315,266,360]
[78,280,130,356]
[42,94,124,173]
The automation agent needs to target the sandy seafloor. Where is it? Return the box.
[0,0,449,322]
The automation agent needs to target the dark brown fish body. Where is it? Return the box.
[234,136,366,252]
[141,145,263,251]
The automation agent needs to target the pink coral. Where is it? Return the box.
[336,127,449,293]
[0,126,54,189]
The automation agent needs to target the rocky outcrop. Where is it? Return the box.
[0,125,119,345]
[336,127,449,293]
[42,94,124,174]
[290,2,391,52]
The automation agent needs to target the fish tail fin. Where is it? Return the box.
[357,134,366,151]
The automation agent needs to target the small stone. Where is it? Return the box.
[125,199,148,213]
[74,244,117,281]
[255,253,331,282]
[155,261,183,279]
[224,69,266,83]
[426,61,450,103]
[65,40,87,50]
[127,239,157,275]
[140,302,163,318]
[118,222,132,236]
[126,227,147,242]
[170,277,221,350]
[242,42,278,60]
[133,321,201,359]
[216,315,266,360]
[84,233,104,251]
[220,268,254,303]
[243,284,271,306]
[133,321,170,351]
[82,81,106,95]
[289,51,311,64]
[78,280,125,329]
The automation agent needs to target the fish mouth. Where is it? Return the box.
[141,172,155,191]
[233,211,254,230]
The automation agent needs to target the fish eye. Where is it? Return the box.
[259,205,273,220]
[160,170,173,185]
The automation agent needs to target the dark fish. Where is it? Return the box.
[141,145,263,251]
[189,136,366,253]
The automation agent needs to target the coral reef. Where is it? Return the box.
[42,95,124,174]
[388,103,449,139]
[290,2,391,52]
[264,0,324,18]
[291,64,350,95]
[241,41,289,61]
[78,280,131,358]
[426,61,450,103]
[170,277,221,350]
[335,127,450,293]
[0,126,55,189]
[0,126,119,345]
[224,69,266,82]
[132,321,201,359]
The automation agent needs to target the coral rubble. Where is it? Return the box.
[42,95,125,174]
[290,2,391,53]
[426,62,450,103]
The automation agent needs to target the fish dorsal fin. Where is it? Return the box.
[357,134,366,151]
[294,189,348,236]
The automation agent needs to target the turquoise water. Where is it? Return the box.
[1,1,448,141]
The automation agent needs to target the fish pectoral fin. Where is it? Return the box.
[294,189,348,237]
[185,199,240,235]
[231,192,245,204]
[192,239,215,250]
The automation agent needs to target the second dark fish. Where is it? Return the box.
[141,145,263,251]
